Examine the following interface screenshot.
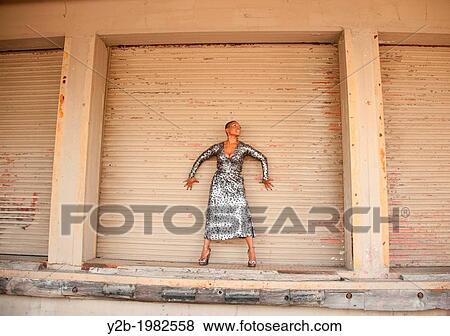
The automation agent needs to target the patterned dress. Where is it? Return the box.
[188,141,270,240]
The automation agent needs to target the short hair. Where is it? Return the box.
[225,120,238,129]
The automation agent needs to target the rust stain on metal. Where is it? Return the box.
[379,146,386,174]
[16,192,38,229]
[319,238,345,244]
[268,143,283,148]
[58,94,64,118]
[30,192,38,212]
[1,152,16,188]
[328,122,341,131]
[324,110,340,117]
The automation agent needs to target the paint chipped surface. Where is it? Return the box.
[380,45,450,267]
[0,49,63,255]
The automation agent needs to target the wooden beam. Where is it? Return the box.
[338,28,390,277]
[1,276,448,311]
[47,34,108,266]
[1,269,449,291]
[401,274,450,282]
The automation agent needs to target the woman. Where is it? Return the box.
[184,120,273,267]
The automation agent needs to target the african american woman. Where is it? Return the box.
[184,121,273,267]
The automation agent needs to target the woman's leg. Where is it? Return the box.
[244,236,256,261]
[199,238,212,259]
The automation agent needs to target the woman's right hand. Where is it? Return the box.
[184,177,199,190]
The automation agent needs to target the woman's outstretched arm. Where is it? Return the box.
[188,143,220,179]
[245,143,270,182]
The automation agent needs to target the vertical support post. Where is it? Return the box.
[48,34,108,266]
[338,28,390,277]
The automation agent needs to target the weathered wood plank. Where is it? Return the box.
[195,288,226,304]
[289,290,324,306]
[0,260,45,271]
[102,284,135,299]
[6,278,63,297]
[400,274,450,282]
[161,287,196,302]
[224,289,260,303]
[134,285,165,302]
[1,276,449,310]
[2,269,450,290]
[364,290,449,311]
[323,291,365,310]
[86,265,341,281]
[61,280,105,297]
[260,289,290,305]
[0,277,8,294]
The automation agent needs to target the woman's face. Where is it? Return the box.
[227,122,241,136]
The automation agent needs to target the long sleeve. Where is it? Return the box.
[188,143,219,179]
[245,143,269,181]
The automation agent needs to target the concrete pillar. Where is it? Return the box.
[48,34,108,266]
[338,28,390,277]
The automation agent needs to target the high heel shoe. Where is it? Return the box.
[247,247,257,267]
[198,247,211,266]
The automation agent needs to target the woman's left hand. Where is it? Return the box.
[261,177,273,190]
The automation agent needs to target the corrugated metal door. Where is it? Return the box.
[380,45,450,266]
[0,49,62,256]
[97,43,344,266]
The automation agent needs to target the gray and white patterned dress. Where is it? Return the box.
[188,141,269,240]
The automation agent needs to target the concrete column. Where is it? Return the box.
[48,34,108,266]
[338,28,390,277]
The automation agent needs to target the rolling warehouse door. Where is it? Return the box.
[0,49,63,256]
[97,43,344,266]
[380,45,450,266]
